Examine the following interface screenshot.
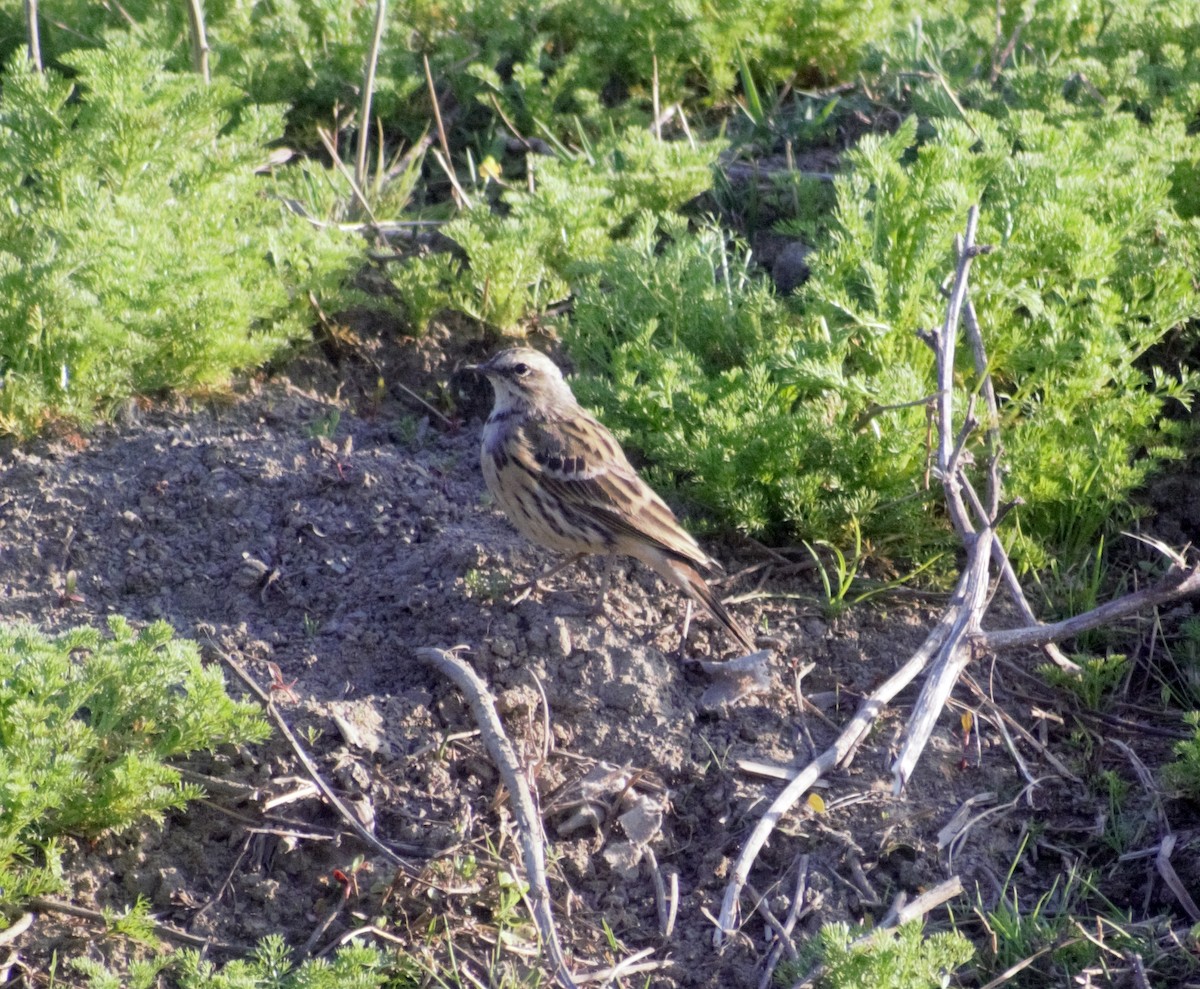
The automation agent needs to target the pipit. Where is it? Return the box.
[471,347,755,653]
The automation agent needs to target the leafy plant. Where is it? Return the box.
[778,921,973,988]
[0,617,268,904]
[1164,711,1200,801]
[0,39,360,436]
[73,933,419,989]
[390,129,723,333]
[1041,653,1130,711]
[562,106,1200,576]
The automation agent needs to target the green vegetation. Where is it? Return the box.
[2,0,1200,983]
[73,932,416,989]
[0,39,361,435]
[0,618,267,902]
[777,921,974,988]
[2,0,1198,578]
[1165,712,1200,801]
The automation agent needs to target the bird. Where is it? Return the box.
[470,347,756,654]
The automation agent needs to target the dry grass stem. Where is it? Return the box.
[184,0,210,83]
[23,0,41,71]
[416,646,580,988]
[355,0,388,191]
[216,647,423,875]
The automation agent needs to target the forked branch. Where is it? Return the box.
[713,205,1200,948]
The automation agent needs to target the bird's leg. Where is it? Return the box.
[589,560,614,618]
[509,552,587,604]
[676,599,695,660]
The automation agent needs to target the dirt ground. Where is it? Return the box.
[1,328,1197,987]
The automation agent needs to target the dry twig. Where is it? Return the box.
[215,647,423,875]
[355,0,388,193]
[714,205,1200,948]
[23,0,41,71]
[416,647,580,989]
[27,898,249,953]
[184,0,209,83]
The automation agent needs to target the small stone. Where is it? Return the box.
[772,240,813,295]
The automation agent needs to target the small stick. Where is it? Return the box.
[958,674,1080,783]
[215,648,421,876]
[892,531,993,792]
[979,561,1200,652]
[879,876,964,929]
[300,897,347,957]
[1155,834,1200,923]
[316,126,380,225]
[651,55,662,141]
[417,647,579,989]
[355,0,388,192]
[0,912,33,946]
[665,869,679,940]
[646,846,675,937]
[393,379,454,428]
[933,213,981,489]
[431,146,474,210]
[23,0,41,71]
[574,951,668,984]
[184,0,209,83]
[759,855,811,989]
[192,835,253,924]
[424,56,468,208]
[27,897,250,953]
[746,882,799,961]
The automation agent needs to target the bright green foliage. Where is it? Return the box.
[566,219,804,537]
[0,617,268,904]
[779,921,974,988]
[0,0,917,145]
[565,108,1200,568]
[975,859,1143,985]
[1164,712,1200,801]
[1041,654,1130,710]
[72,934,418,989]
[811,109,1200,567]
[909,0,1200,126]
[173,935,418,988]
[0,39,360,436]
[391,131,723,332]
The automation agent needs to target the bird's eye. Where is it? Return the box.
[512,362,530,376]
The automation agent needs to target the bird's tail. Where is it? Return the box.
[663,559,757,654]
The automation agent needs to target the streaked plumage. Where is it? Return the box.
[472,347,755,654]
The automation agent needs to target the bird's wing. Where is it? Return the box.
[516,409,718,572]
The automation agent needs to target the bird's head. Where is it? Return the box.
[471,348,575,414]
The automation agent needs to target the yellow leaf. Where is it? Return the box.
[806,793,826,814]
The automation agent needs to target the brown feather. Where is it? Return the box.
[476,347,755,653]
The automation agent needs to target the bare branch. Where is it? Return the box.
[417,647,580,989]
[892,528,994,792]
[976,562,1200,652]
[24,0,42,71]
[935,210,981,473]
